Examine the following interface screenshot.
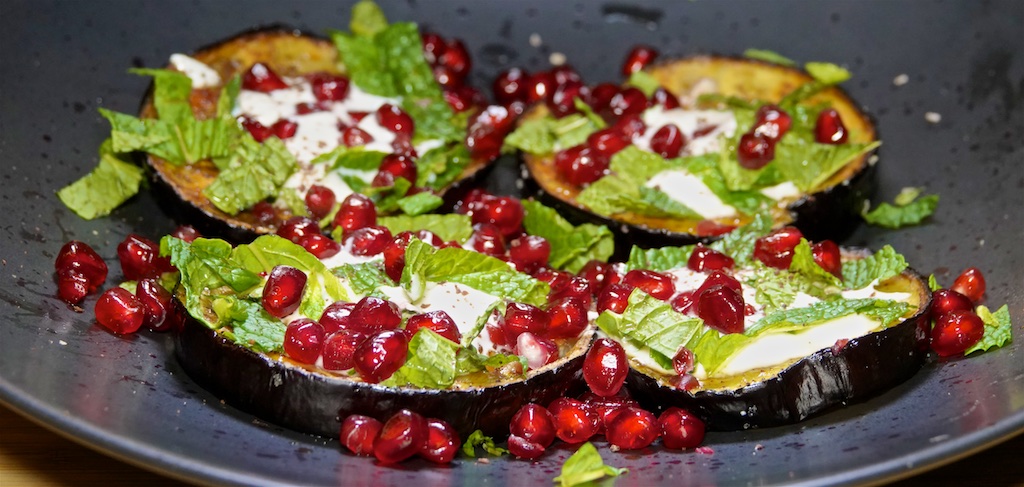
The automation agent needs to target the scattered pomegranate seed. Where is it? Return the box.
[695,271,743,298]
[753,226,804,269]
[345,225,392,256]
[262,266,307,318]
[623,269,675,300]
[299,233,341,259]
[812,240,843,278]
[580,390,639,433]
[468,223,506,256]
[548,397,600,444]
[493,67,530,104]
[583,338,629,397]
[549,276,594,308]
[168,226,200,243]
[687,243,735,272]
[606,407,660,450]
[321,329,365,370]
[95,287,145,335]
[753,104,792,141]
[251,201,276,223]
[546,297,589,339]
[342,126,374,147]
[951,267,986,303]
[508,434,546,459]
[526,71,556,103]
[420,32,447,65]
[509,235,551,274]
[55,241,107,290]
[555,145,609,186]
[340,415,382,456]
[465,104,515,160]
[930,310,985,357]
[612,113,646,138]
[931,289,974,318]
[420,419,460,464]
[377,154,418,184]
[295,101,327,115]
[694,219,737,237]
[586,128,630,160]
[317,301,355,336]
[438,39,471,80]
[670,290,697,315]
[116,234,172,281]
[597,283,635,314]
[658,407,706,449]
[376,104,415,137]
[608,87,649,118]
[56,269,90,305]
[309,73,350,102]
[650,124,686,158]
[405,311,461,343]
[547,82,588,118]
[586,83,620,113]
[432,64,461,90]
[502,302,550,341]
[350,296,402,333]
[516,332,559,370]
[304,185,336,219]
[737,132,775,169]
[135,278,175,332]
[578,260,621,295]
[551,65,582,87]
[621,45,659,76]
[354,330,409,383]
[534,267,572,294]
[672,347,695,375]
[241,62,288,92]
[277,216,321,244]
[651,87,681,109]
[510,404,556,448]
[815,108,848,144]
[373,409,428,464]
[697,285,746,334]
[472,196,524,238]
[283,318,325,364]
[271,119,298,140]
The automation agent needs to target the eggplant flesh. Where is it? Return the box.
[142,28,493,242]
[627,263,932,431]
[521,56,878,255]
[174,317,593,439]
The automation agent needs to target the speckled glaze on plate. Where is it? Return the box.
[0,1,1021,486]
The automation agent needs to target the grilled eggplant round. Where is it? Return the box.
[521,56,878,254]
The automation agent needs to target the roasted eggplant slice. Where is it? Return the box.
[517,56,878,253]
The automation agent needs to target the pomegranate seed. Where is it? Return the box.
[670,290,697,315]
[354,330,408,383]
[546,297,589,339]
[586,128,630,160]
[471,196,524,237]
[443,86,478,112]
[55,241,107,288]
[696,285,746,334]
[321,329,365,370]
[931,289,974,318]
[612,113,647,138]
[370,170,397,189]
[241,117,272,142]
[672,347,695,375]
[753,226,805,269]
[251,201,276,223]
[930,310,985,357]
[373,409,428,464]
[586,83,620,113]
[754,104,792,141]
[135,278,175,332]
[94,287,145,334]
[622,45,659,76]
[309,73,349,102]
[502,302,550,340]
[578,260,621,294]
[555,145,609,186]
[526,71,556,103]
[468,223,506,256]
[277,216,320,243]
[340,415,382,456]
[671,373,701,391]
[350,296,402,333]
[405,311,461,343]
[342,126,374,147]
[509,235,551,274]
[117,234,172,281]
[951,267,986,303]
[516,332,559,370]
[378,154,418,185]
[651,87,681,109]
[56,269,90,305]
[299,233,341,259]
[420,419,460,464]
[623,269,675,300]
[547,82,587,118]
[376,104,415,137]
[607,87,649,118]
[284,318,325,364]
[271,119,298,140]
[483,320,510,349]
[382,234,412,283]
[687,243,735,272]
[304,185,336,219]
[438,39,471,79]
[319,301,356,333]
[815,108,848,144]
[241,62,288,92]
[658,407,705,449]
[580,390,639,433]
[421,32,447,65]
[737,131,775,169]
[695,219,738,237]
[171,225,200,242]
[534,267,572,292]
[811,240,843,278]
[493,67,530,104]
[550,276,594,308]
[695,271,743,297]
[262,266,307,318]
[548,397,600,444]
[465,104,514,160]
[649,124,686,158]
[597,283,635,314]
[345,225,392,256]
[295,101,327,115]
[508,435,546,459]
[510,403,556,448]
[551,65,582,87]
[432,64,461,90]
[606,407,660,450]
[583,338,629,397]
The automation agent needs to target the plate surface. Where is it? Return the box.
[1,1,1021,486]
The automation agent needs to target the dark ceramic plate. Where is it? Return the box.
[1,1,1021,485]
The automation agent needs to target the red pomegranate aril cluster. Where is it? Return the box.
[333,194,377,235]
[753,226,804,269]
[650,124,686,158]
[242,62,288,92]
[930,267,988,357]
[687,243,735,272]
[658,407,706,449]
[136,278,183,332]
[373,409,428,464]
[508,403,556,459]
[309,73,350,102]
[421,31,482,115]
[735,104,794,169]
[469,195,524,237]
[508,235,551,274]
[344,225,393,256]
[546,297,589,339]
[354,330,408,383]
[621,45,659,76]
[55,241,108,305]
[117,234,173,281]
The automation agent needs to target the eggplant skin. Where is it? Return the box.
[142,27,493,243]
[521,56,878,255]
[627,264,932,431]
[174,317,590,439]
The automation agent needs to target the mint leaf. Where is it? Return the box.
[747,266,798,314]
[805,62,852,85]
[862,193,939,229]
[841,245,908,290]
[222,298,287,353]
[626,70,660,97]
[455,345,525,376]
[966,305,1013,355]
[462,430,507,457]
[129,68,193,123]
[57,139,145,219]
[503,117,556,155]
[788,239,843,294]
[596,290,703,370]
[161,237,263,318]
[708,212,773,267]
[322,147,388,171]
[349,0,388,37]
[522,200,614,273]
[743,49,796,66]
[625,245,695,272]
[773,137,880,192]
[552,112,603,149]
[383,328,460,389]
[553,442,627,487]
[396,191,443,215]
[332,262,393,296]
[216,75,241,118]
[378,213,473,243]
[893,186,923,206]
[927,274,942,292]
[748,298,909,336]
[416,144,472,190]
[203,135,298,215]
[688,328,754,375]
